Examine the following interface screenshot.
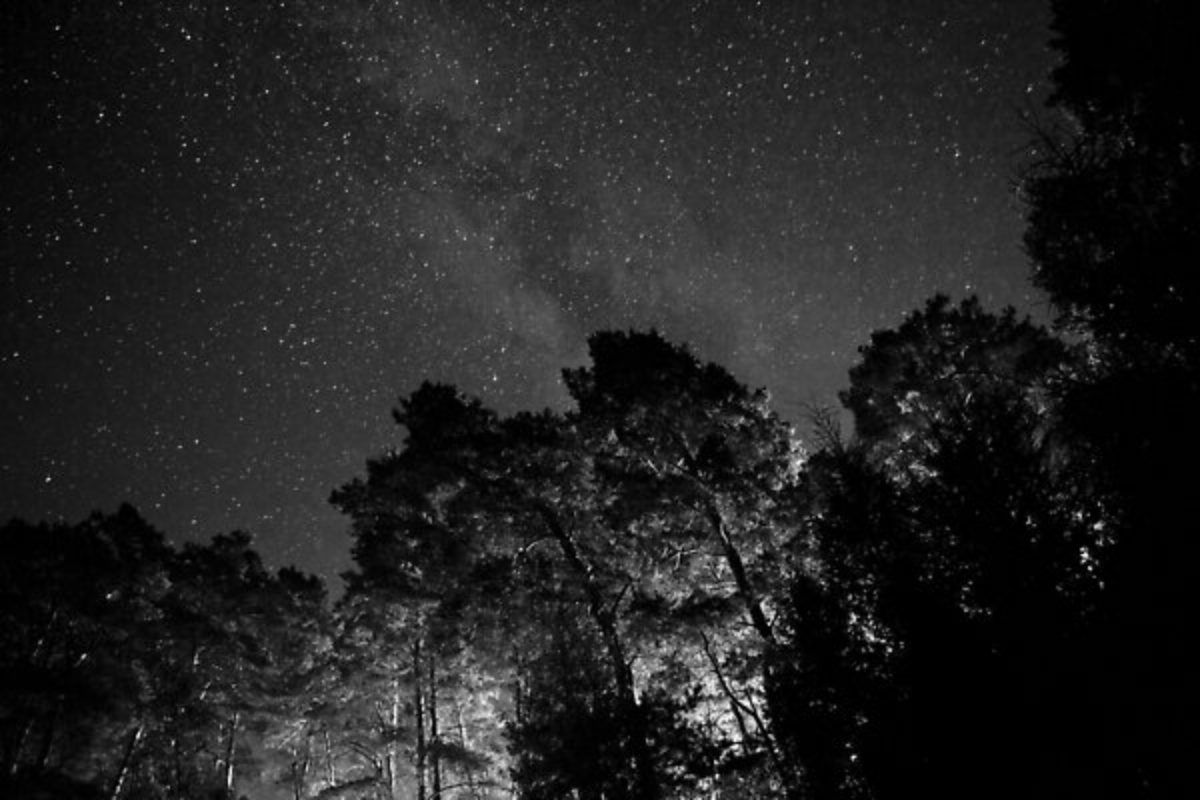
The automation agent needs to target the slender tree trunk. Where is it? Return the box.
[290,734,310,800]
[172,735,184,798]
[388,674,402,800]
[7,715,34,776]
[34,694,63,770]
[429,655,441,800]
[702,502,808,797]
[323,730,336,787]
[533,502,660,800]
[513,648,525,725]
[704,503,776,645]
[108,723,144,800]
[415,640,427,800]
[220,711,240,794]
[9,611,61,776]
[456,707,480,799]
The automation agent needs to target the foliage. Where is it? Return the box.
[1020,2,1200,794]
[777,297,1109,798]
[1023,0,1200,364]
[0,506,330,800]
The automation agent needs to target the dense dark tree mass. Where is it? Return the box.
[4,1,1195,797]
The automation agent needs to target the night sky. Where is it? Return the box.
[1,0,1056,583]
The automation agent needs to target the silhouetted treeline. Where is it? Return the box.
[0,507,328,800]
[4,0,1197,797]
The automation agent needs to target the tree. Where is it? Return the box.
[0,506,332,800]
[776,298,1109,799]
[332,332,806,798]
[841,296,1070,471]
[508,606,712,800]
[0,506,175,799]
[238,567,332,800]
[563,330,806,795]
[1023,2,1200,794]
[333,382,669,799]
[1024,0,1200,364]
[331,520,506,800]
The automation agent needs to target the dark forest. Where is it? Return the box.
[3,0,1198,797]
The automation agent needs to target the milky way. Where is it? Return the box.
[1,0,1056,582]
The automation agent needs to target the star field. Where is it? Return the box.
[1,0,1056,582]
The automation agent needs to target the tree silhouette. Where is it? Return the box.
[1024,0,1200,364]
[332,380,670,798]
[775,297,1109,799]
[1023,1,1200,794]
[565,329,806,794]
[331,332,806,798]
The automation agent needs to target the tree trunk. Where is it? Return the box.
[290,733,310,800]
[8,611,62,776]
[704,503,776,645]
[387,674,402,800]
[700,632,752,749]
[323,730,336,787]
[34,694,63,771]
[533,502,660,800]
[702,502,808,797]
[513,647,525,725]
[108,723,144,800]
[456,707,481,799]
[415,641,427,800]
[7,715,34,776]
[222,711,240,794]
[171,735,184,798]
[429,655,441,800]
